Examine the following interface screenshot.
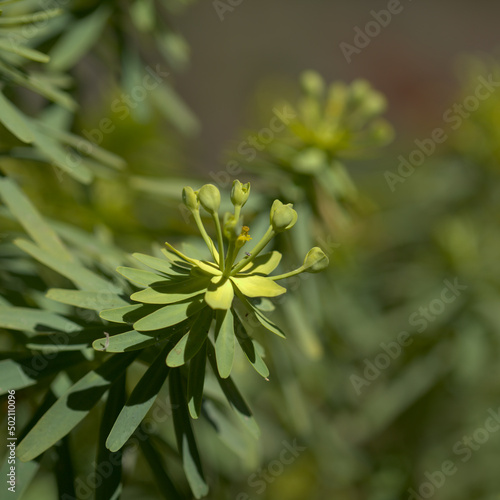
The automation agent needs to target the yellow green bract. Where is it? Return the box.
[99,181,328,379]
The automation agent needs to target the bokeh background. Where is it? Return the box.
[175,0,500,170]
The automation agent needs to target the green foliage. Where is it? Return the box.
[2,2,500,498]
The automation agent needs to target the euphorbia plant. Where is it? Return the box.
[98,180,329,383]
[88,181,328,497]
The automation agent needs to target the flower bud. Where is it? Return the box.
[198,184,221,214]
[301,70,325,97]
[303,247,329,273]
[230,180,250,207]
[182,186,199,211]
[270,200,297,232]
[223,212,240,241]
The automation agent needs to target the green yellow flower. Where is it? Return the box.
[98,182,328,380]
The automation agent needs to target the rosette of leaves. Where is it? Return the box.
[0,177,327,499]
[98,181,329,382]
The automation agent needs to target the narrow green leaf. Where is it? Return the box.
[253,297,275,312]
[0,0,24,5]
[157,31,189,72]
[150,83,200,137]
[133,252,190,276]
[0,38,49,62]
[203,400,257,463]
[139,437,182,500]
[166,307,212,367]
[207,340,260,438]
[96,375,125,500]
[214,308,235,378]
[281,296,323,360]
[131,277,209,305]
[15,238,118,292]
[92,330,150,353]
[99,304,160,325]
[54,437,76,499]
[130,0,155,31]
[169,369,209,498]
[28,125,93,183]
[93,321,191,353]
[0,178,71,260]
[234,312,269,378]
[46,289,128,311]
[252,306,286,338]
[117,266,165,287]
[106,343,172,452]
[0,59,77,110]
[133,296,205,332]
[166,332,189,366]
[35,122,126,170]
[0,8,62,25]
[187,341,207,419]
[48,6,111,72]
[17,352,138,462]
[26,330,101,352]
[0,90,33,142]
[0,352,87,395]
[234,292,286,338]
[0,305,81,334]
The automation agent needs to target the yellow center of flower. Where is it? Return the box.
[235,226,252,248]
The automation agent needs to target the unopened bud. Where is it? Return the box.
[198,184,221,214]
[301,70,325,97]
[303,247,329,273]
[270,200,297,232]
[182,186,199,211]
[230,180,250,207]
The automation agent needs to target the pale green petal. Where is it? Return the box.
[238,251,282,275]
[204,277,234,310]
[231,275,286,298]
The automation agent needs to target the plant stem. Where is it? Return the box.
[233,205,241,222]
[230,226,275,275]
[269,266,305,281]
[212,213,225,270]
[223,240,237,277]
[192,210,219,263]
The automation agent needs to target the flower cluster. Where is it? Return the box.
[283,71,394,173]
[98,181,328,380]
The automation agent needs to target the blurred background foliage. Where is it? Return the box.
[2,0,500,499]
